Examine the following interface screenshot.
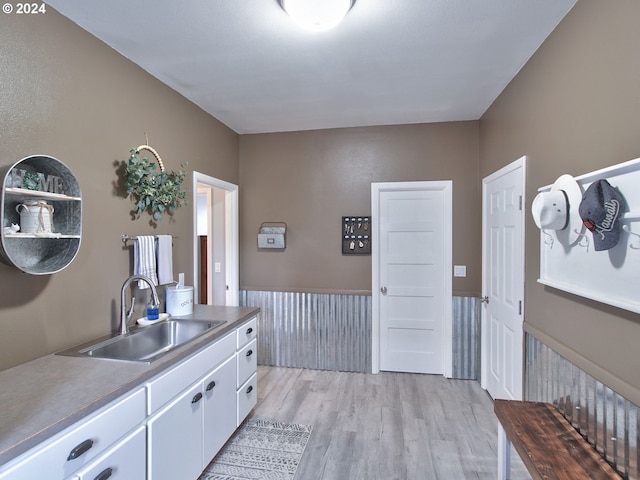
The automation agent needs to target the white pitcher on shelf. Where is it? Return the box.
[16,201,54,233]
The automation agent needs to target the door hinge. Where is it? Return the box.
[518,300,522,315]
[519,195,523,211]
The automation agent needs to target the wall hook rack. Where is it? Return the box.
[536,156,640,314]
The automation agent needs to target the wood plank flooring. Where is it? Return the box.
[253,366,531,480]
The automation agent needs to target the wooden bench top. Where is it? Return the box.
[494,400,621,480]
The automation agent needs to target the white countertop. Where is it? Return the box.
[0,305,260,466]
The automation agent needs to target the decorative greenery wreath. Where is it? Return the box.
[124,145,187,222]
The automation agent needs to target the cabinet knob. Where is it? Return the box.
[246,327,253,335]
[246,385,253,394]
[94,467,113,480]
[206,381,216,391]
[191,392,203,404]
[246,349,253,357]
[67,438,94,461]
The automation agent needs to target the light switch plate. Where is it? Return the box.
[454,265,467,277]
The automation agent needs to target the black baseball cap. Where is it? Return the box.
[578,179,626,251]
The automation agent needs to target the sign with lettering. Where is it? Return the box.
[8,169,64,194]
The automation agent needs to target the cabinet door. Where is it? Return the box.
[75,426,145,480]
[147,383,203,480]
[202,356,237,466]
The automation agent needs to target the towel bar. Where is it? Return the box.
[121,234,177,245]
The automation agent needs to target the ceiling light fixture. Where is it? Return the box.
[281,0,355,32]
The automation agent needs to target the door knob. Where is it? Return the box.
[481,296,489,304]
[380,286,387,295]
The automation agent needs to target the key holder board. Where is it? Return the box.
[342,216,371,255]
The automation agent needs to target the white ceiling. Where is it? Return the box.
[45,0,577,134]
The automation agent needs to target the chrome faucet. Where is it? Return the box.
[120,274,160,335]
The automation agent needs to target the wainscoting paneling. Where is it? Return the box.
[240,290,372,373]
[452,296,481,380]
[240,291,480,379]
[526,333,639,479]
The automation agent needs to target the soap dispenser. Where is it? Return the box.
[146,300,160,320]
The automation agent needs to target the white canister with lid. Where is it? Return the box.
[166,285,194,316]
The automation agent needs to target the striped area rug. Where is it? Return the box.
[199,417,313,480]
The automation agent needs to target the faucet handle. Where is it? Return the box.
[126,297,136,321]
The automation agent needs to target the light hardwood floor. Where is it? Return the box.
[253,366,531,480]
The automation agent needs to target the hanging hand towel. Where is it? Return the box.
[156,235,174,285]
[134,235,158,289]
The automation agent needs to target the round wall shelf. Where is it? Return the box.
[0,155,82,274]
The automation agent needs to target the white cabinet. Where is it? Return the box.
[146,332,235,415]
[147,382,204,480]
[73,426,146,480]
[237,372,258,426]
[147,356,237,480]
[0,314,259,480]
[237,339,257,388]
[236,317,258,426]
[0,388,145,480]
[146,329,242,480]
[236,316,257,350]
[202,356,237,466]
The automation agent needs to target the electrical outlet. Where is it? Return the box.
[453,265,467,277]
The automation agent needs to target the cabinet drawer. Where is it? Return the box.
[74,426,145,480]
[236,373,257,426]
[146,332,235,414]
[237,339,257,388]
[0,388,145,480]
[236,317,257,350]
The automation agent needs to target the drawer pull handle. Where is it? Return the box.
[206,381,216,391]
[246,349,253,357]
[94,467,113,480]
[192,392,203,404]
[246,385,253,394]
[67,439,93,460]
[246,327,253,335]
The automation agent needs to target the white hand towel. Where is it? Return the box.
[156,235,174,285]
[134,236,158,289]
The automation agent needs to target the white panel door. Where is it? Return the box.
[373,182,452,375]
[482,157,526,400]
